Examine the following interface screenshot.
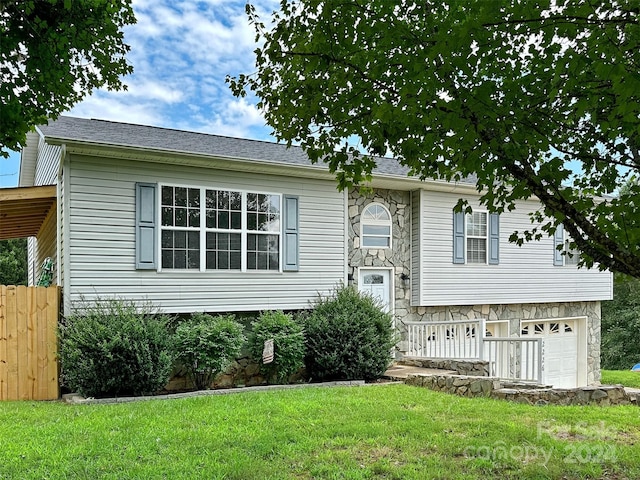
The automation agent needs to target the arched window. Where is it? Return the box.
[361,203,392,248]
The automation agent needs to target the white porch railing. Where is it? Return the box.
[404,319,485,360]
[483,337,543,384]
[402,319,544,384]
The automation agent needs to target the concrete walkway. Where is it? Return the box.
[384,363,456,380]
[625,387,640,404]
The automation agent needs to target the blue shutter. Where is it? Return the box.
[553,223,564,266]
[452,211,465,264]
[488,213,500,265]
[283,195,299,271]
[136,182,157,269]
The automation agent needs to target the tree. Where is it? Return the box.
[229,0,640,277]
[601,274,640,370]
[0,238,28,285]
[0,0,135,157]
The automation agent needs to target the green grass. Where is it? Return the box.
[1,384,639,479]
[602,369,640,388]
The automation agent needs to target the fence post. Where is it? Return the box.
[537,338,544,384]
[478,318,485,361]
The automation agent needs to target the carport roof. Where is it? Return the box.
[0,185,56,240]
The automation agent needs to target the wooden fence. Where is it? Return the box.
[0,285,60,401]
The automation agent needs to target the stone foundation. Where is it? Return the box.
[163,355,305,393]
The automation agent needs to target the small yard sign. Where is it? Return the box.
[262,339,274,364]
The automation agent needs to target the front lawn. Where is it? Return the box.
[1,384,639,479]
[602,369,640,388]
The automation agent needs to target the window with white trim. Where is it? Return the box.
[160,185,280,271]
[564,239,580,266]
[361,203,392,248]
[466,212,487,263]
[453,210,499,265]
[553,224,580,266]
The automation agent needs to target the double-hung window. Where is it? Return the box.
[553,224,580,266]
[246,193,280,270]
[161,186,201,269]
[453,210,500,265]
[465,212,487,264]
[160,185,280,271]
[204,189,242,270]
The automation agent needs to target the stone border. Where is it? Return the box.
[62,380,371,405]
[400,357,490,377]
[404,372,633,406]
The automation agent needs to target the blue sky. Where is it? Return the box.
[0,0,278,188]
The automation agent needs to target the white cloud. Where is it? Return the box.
[67,93,165,127]
[5,1,284,187]
[62,0,279,139]
[186,97,268,139]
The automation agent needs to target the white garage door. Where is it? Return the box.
[521,320,579,388]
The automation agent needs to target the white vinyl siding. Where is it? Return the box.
[34,136,61,186]
[416,190,612,306]
[64,155,345,314]
[410,190,422,306]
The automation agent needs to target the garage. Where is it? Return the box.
[520,318,587,388]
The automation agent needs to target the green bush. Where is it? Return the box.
[601,275,640,370]
[304,286,396,381]
[59,298,173,398]
[173,313,245,390]
[248,310,305,383]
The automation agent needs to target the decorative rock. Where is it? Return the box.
[591,389,608,401]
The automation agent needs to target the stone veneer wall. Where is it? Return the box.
[348,188,412,298]
[347,187,602,385]
[347,188,412,314]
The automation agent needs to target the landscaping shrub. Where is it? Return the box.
[172,313,245,390]
[59,298,173,398]
[248,310,305,383]
[304,286,396,381]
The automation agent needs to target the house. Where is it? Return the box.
[5,116,612,388]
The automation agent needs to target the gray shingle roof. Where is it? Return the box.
[39,116,413,177]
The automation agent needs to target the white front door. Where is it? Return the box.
[358,269,391,313]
